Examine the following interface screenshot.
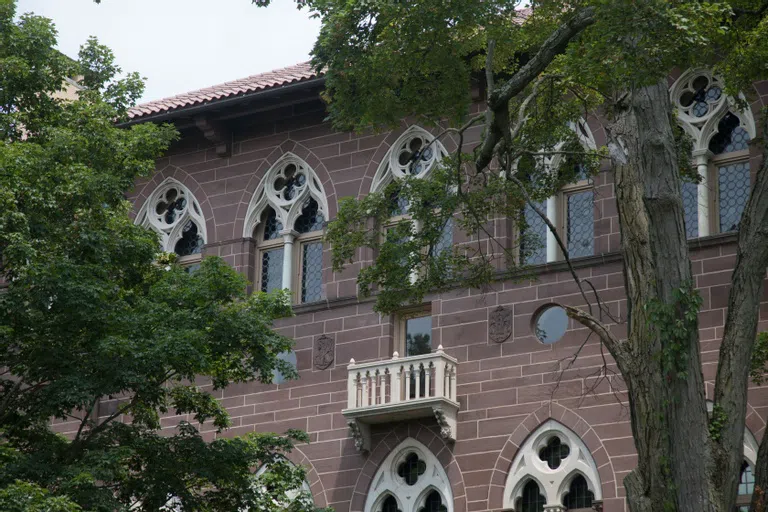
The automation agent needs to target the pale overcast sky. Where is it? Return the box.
[17,0,321,103]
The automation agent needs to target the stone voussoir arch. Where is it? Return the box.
[349,420,466,512]
[132,164,217,246]
[487,402,618,510]
[282,444,329,508]
[233,140,337,240]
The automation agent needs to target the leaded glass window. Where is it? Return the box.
[516,481,545,512]
[174,220,204,256]
[301,242,323,303]
[295,198,325,234]
[419,491,447,512]
[718,162,750,233]
[381,496,401,512]
[681,181,699,239]
[263,207,283,241]
[430,218,454,257]
[709,112,750,155]
[397,453,426,486]
[521,202,547,265]
[261,248,284,293]
[739,461,755,496]
[538,436,570,470]
[563,475,594,509]
[566,190,594,258]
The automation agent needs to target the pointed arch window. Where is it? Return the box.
[671,69,755,238]
[136,178,207,266]
[517,121,597,266]
[364,438,453,512]
[244,154,329,304]
[372,126,454,279]
[503,420,602,511]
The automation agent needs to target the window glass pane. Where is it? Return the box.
[709,112,750,155]
[718,162,750,233]
[739,461,755,496]
[420,491,447,512]
[521,202,547,265]
[563,475,595,509]
[567,190,594,258]
[430,218,454,257]
[534,306,568,344]
[295,198,325,234]
[405,315,431,356]
[261,248,284,293]
[272,350,297,385]
[382,496,400,512]
[301,242,323,303]
[263,207,283,241]
[681,181,699,239]
[516,481,545,512]
[174,220,204,256]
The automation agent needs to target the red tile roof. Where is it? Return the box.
[128,61,320,120]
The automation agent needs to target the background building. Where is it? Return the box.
[119,62,768,512]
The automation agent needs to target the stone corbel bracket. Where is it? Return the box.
[432,405,457,442]
[347,419,371,453]
[194,115,231,158]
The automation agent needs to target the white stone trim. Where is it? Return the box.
[502,420,602,510]
[243,152,329,238]
[135,177,207,253]
[364,438,452,512]
[670,68,756,152]
[371,126,449,193]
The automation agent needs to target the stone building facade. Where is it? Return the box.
[118,62,768,512]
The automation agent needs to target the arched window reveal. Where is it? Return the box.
[243,153,329,304]
[503,420,602,511]
[135,178,207,263]
[364,439,453,512]
[670,69,755,239]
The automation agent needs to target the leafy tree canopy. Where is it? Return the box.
[0,1,317,510]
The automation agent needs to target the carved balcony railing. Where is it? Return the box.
[342,346,459,452]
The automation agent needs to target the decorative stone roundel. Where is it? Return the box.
[243,152,329,238]
[313,335,335,370]
[489,306,514,343]
[136,178,207,254]
[371,126,449,193]
[365,438,453,512]
[502,420,602,510]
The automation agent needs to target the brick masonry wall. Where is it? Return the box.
[118,85,768,512]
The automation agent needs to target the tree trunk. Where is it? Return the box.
[607,80,715,512]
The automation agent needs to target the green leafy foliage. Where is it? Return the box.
[750,331,768,385]
[0,2,317,510]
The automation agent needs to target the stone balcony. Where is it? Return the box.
[342,346,459,452]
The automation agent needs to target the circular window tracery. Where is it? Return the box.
[137,179,207,256]
[371,126,448,194]
[533,305,569,344]
[674,71,725,123]
[397,452,427,486]
[538,436,570,470]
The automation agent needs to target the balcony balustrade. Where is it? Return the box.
[342,345,459,452]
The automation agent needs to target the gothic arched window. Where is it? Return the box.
[503,420,602,511]
[670,69,755,239]
[364,438,453,512]
[135,178,207,266]
[243,153,329,304]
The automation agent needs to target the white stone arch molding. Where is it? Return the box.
[545,118,597,170]
[364,438,453,512]
[243,152,329,238]
[502,419,603,510]
[253,459,312,502]
[669,68,757,152]
[135,177,208,252]
[371,125,449,193]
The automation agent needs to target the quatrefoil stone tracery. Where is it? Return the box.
[137,179,206,253]
[397,453,426,486]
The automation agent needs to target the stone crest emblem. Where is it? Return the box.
[488,306,513,343]
[313,335,335,370]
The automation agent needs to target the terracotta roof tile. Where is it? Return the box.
[128,61,320,120]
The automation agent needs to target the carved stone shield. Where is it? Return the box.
[488,306,513,343]
[313,335,335,370]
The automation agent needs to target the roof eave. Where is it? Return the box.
[119,76,325,127]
